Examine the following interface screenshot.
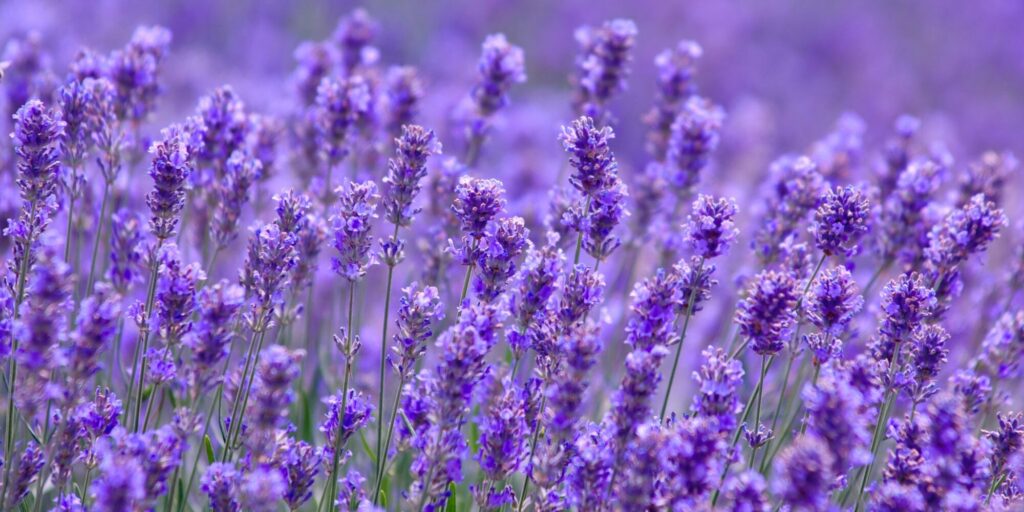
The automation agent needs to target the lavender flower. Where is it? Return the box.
[3,442,43,509]
[251,346,303,447]
[154,245,202,346]
[507,238,563,355]
[870,272,936,363]
[212,150,260,248]
[473,216,529,301]
[772,435,835,511]
[909,324,949,389]
[195,85,250,171]
[66,284,120,389]
[476,376,528,484]
[332,8,379,72]
[959,150,1016,206]
[690,347,745,433]
[107,208,145,293]
[564,423,613,510]
[556,264,605,333]
[1,32,54,117]
[330,180,380,281]
[951,369,992,417]
[722,470,770,512]
[735,270,799,356]
[451,176,507,240]
[664,96,724,192]
[315,74,371,166]
[472,34,526,118]
[106,25,171,122]
[382,124,441,227]
[750,155,824,263]
[292,41,339,107]
[280,438,320,510]
[926,193,1007,274]
[240,466,285,512]
[388,283,444,379]
[877,155,947,263]
[802,364,873,476]
[146,123,196,240]
[645,40,702,161]
[566,177,628,262]
[547,326,602,437]
[201,462,241,512]
[573,19,638,121]
[239,221,298,327]
[383,66,425,137]
[804,265,863,336]
[673,256,716,315]
[320,389,374,460]
[561,116,618,196]
[683,194,738,259]
[811,184,871,256]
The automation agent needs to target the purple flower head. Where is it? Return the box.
[723,470,770,512]
[811,184,870,256]
[573,18,638,121]
[877,154,948,263]
[201,462,241,512]
[384,66,425,137]
[659,416,728,505]
[645,40,702,161]
[750,155,824,264]
[690,347,745,433]
[926,193,1007,274]
[608,345,670,460]
[804,332,842,366]
[665,96,724,192]
[315,74,371,165]
[451,176,506,239]
[195,85,250,169]
[329,180,380,281]
[107,208,145,293]
[3,442,43,509]
[624,268,681,352]
[154,244,202,346]
[564,422,613,510]
[773,435,835,511]
[144,346,177,386]
[735,270,799,356]
[433,300,504,420]
[389,283,444,379]
[548,326,602,438]
[77,388,122,438]
[12,99,64,206]
[240,221,298,326]
[804,265,863,336]
[67,283,120,389]
[186,280,244,394]
[332,8,379,72]
[880,115,921,194]
[507,238,563,352]
[1,32,55,117]
[951,369,992,417]
[556,264,605,333]
[54,495,85,512]
[617,421,668,510]
[147,123,197,240]
[320,389,374,457]
[476,375,528,481]
[910,324,949,386]
[473,216,529,301]
[673,256,716,316]
[58,77,98,169]
[561,116,618,196]
[273,190,325,291]
[811,112,866,180]
[985,413,1024,472]
[683,194,738,259]
[567,176,628,261]
[473,33,526,117]
[871,272,936,362]
[246,113,281,182]
[972,311,1024,381]
[802,363,873,475]
[105,25,171,122]
[100,425,184,506]
[252,345,303,432]
[959,150,1016,206]
[280,438,320,510]
[240,466,285,512]
[212,149,260,248]
[383,124,441,227]
[743,423,774,449]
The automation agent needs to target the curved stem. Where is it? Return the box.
[374,223,400,493]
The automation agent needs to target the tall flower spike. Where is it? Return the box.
[683,194,738,259]
[315,74,371,166]
[569,176,628,262]
[320,389,374,461]
[186,280,244,395]
[332,8,379,72]
[388,283,444,379]
[239,222,298,328]
[451,176,507,240]
[8,99,64,270]
[106,26,172,122]
[154,245,203,346]
[329,180,380,282]
[561,116,618,196]
[194,85,250,171]
[475,376,528,503]
[801,363,873,475]
[870,272,936,363]
[201,462,241,512]
[251,345,303,433]
[147,123,196,241]
[472,33,527,118]
[384,66,425,137]
[573,19,638,121]
[925,193,1007,274]
[664,96,724,193]
[690,347,744,434]
[212,149,260,248]
[383,124,442,227]
[735,270,799,356]
[804,265,863,336]
[67,284,121,390]
[473,216,529,301]
[107,208,145,294]
[811,184,871,257]
[646,40,702,161]
[750,155,824,264]
[772,435,835,511]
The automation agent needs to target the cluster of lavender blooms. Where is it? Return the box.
[0,7,1023,512]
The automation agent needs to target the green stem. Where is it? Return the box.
[221,323,270,462]
[660,257,705,419]
[516,394,548,512]
[374,223,400,496]
[572,198,592,266]
[372,375,407,506]
[84,181,112,298]
[129,239,165,433]
[321,283,356,512]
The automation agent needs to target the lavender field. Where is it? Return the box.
[1,1,1023,511]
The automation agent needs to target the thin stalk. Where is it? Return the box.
[372,374,407,506]
[515,394,548,512]
[221,323,270,462]
[849,339,904,510]
[374,223,401,490]
[749,356,770,467]
[760,354,812,474]
[84,181,112,297]
[320,283,356,512]
[712,355,775,507]
[129,239,165,433]
[572,198,592,266]
[660,257,705,419]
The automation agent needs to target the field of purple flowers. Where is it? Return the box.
[0,2,1023,511]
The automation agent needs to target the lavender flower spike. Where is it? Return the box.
[561,116,618,196]
[147,123,197,241]
[735,270,799,356]
[926,193,1007,274]
[329,180,380,282]
[664,96,724,193]
[573,19,638,122]
[811,184,871,257]
[472,33,527,118]
[382,124,442,228]
[683,194,738,260]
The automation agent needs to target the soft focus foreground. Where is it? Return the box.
[0,2,1023,511]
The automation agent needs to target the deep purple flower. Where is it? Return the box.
[383,66,425,137]
[154,244,202,345]
[195,85,250,171]
[507,238,563,355]
[388,283,444,379]
[239,221,298,327]
[659,416,728,506]
[147,123,197,240]
[645,40,702,161]
[473,216,529,301]
[985,413,1024,473]
[280,438,320,510]
[315,74,371,166]
[7,100,64,268]
[804,265,863,336]
[57,77,97,170]
[107,208,145,293]
[690,347,744,434]
[556,264,605,333]
[664,96,724,192]
[201,462,241,512]
[451,176,507,240]
[566,176,628,261]
[106,25,171,122]
[910,324,949,387]
[804,332,842,366]
[951,369,992,417]
[802,363,873,475]
[476,376,528,483]
[573,18,638,121]
[870,272,936,363]
[772,435,835,511]
[382,124,442,227]
[561,116,618,196]
[66,283,120,389]
[186,280,244,394]
[750,155,824,264]
[212,150,260,248]
[564,422,613,510]
[273,190,325,292]
[250,345,302,436]
[811,184,870,256]
[547,326,602,438]
[246,113,281,182]
[879,115,921,197]
[877,155,947,264]
[683,194,738,259]
[332,8,379,72]
[735,270,799,356]
[926,193,1007,274]
[320,389,374,460]
[673,256,716,316]
[958,150,1016,206]
[292,41,339,107]
[329,180,379,281]
[472,33,526,118]
[722,470,770,512]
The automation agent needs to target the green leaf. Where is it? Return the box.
[204,435,215,464]
[445,483,457,512]
[358,430,377,466]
